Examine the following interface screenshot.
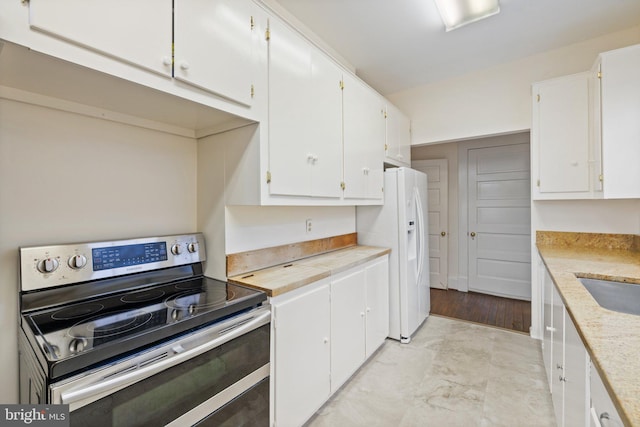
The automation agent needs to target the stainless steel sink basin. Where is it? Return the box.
[578,278,640,316]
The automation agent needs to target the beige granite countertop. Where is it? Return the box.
[537,232,640,427]
[228,245,390,297]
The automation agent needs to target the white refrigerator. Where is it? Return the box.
[356,167,430,343]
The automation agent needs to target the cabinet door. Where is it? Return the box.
[599,45,640,198]
[365,257,389,358]
[385,103,411,167]
[564,310,589,427]
[174,0,255,105]
[28,0,171,76]
[273,284,330,427]
[532,73,590,197]
[309,49,344,199]
[590,364,625,427]
[268,17,313,197]
[330,270,366,393]
[543,268,554,391]
[551,286,565,425]
[267,18,342,199]
[343,73,385,200]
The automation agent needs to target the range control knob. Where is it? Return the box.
[68,254,87,270]
[171,244,182,255]
[187,242,198,253]
[68,338,88,354]
[37,258,59,274]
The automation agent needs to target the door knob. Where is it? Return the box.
[441,231,446,237]
[470,232,476,239]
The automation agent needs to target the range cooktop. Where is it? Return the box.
[22,276,266,379]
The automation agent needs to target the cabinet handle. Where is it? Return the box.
[545,326,555,332]
[323,337,329,344]
[366,307,371,313]
[179,61,190,71]
[556,363,563,370]
[559,375,566,382]
[360,312,365,317]
[161,56,172,66]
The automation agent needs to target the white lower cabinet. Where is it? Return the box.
[330,257,389,393]
[272,280,331,427]
[589,364,624,427]
[542,264,619,427]
[330,269,366,392]
[563,307,590,427]
[364,257,390,358]
[271,256,389,427]
[546,277,589,427]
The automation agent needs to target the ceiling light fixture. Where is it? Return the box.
[433,0,500,31]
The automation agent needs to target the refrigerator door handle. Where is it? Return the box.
[414,187,426,283]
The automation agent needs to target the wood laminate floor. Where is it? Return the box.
[430,288,532,334]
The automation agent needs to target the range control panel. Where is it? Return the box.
[20,234,206,292]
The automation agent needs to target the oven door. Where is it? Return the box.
[51,307,270,427]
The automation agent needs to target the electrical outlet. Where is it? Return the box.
[306,219,312,233]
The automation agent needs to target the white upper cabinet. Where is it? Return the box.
[532,44,640,201]
[342,73,385,201]
[385,102,412,167]
[174,0,256,106]
[267,16,343,199]
[591,44,640,199]
[28,0,172,77]
[531,72,592,199]
[28,0,259,109]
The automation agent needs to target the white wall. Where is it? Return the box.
[533,200,640,234]
[0,99,198,404]
[390,25,640,145]
[226,206,355,254]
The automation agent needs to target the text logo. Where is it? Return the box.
[0,405,69,427]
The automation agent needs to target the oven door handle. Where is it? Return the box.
[59,308,271,410]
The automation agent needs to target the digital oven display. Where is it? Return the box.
[92,242,168,271]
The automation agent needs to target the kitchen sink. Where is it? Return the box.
[578,277,640,316]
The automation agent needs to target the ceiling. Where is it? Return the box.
[272,0,640,95]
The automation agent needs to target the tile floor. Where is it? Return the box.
[306,315,556,427]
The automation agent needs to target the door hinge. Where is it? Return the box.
[384,143,389,151]
[536,94,541,102]
[597,71,602,79]
[384,110,388,119]
[339,80,344,90]
[340,182,346,191]
[265,25,271,41]
[251,84,255,98]
[250,16,255,30]
[266,171,272,184]
[536,179,540,187]
[599,174,603,182]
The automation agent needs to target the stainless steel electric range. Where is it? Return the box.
[18,233,270,426]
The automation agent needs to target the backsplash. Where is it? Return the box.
[536,230,639,251]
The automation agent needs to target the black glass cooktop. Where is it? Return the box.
[22,276,266,380]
